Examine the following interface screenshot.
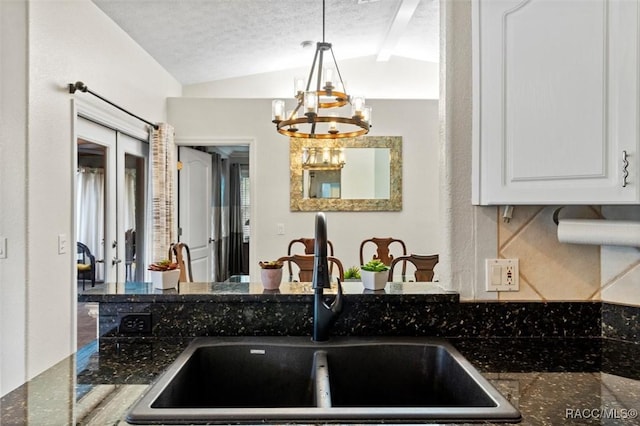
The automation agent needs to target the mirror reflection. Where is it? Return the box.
[290,136,402,211]
[302,148,391,200]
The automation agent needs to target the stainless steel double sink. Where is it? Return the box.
[127,336,521,424]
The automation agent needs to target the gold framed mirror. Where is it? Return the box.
[290,136,402,211]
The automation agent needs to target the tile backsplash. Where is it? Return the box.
[495,205,640,307]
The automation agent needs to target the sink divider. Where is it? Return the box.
[313,350,332,408]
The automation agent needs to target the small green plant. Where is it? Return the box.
[344,266,361,280]
[361,259,390,272]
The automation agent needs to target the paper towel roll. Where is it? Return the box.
[557,219,640,247]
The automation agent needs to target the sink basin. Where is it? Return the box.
[127,337,521,424]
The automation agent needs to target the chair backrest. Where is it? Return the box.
[287,238,335,277]
[277,254,344,282]
[77,242,95,265]
[359,237,408,273]
[169,242,194,283]
[77,242,96,289]
[389,254,439,282]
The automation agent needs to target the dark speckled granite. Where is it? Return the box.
[2,283,637,425]
[603,302,640,343]
[94,300,601,340]
[81,282,604,341]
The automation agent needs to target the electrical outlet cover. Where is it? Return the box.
[485,259,519,292]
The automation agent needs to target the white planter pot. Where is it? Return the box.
[361,269,388,291]
[151,269,180,290]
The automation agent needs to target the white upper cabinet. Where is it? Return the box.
[472,0,639,205]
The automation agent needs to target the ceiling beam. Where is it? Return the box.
[376,0,421,62]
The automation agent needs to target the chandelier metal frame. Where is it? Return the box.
[272,0,371,139]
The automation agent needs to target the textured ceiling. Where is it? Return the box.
[92,0,439,85]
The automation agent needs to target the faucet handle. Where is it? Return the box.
[330,279,344,314]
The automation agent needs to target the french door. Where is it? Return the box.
[76,117,148,283]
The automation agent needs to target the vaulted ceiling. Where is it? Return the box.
[92,0,439,86]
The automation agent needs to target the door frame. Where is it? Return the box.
[72,99,150,273]
[174,137,257,280]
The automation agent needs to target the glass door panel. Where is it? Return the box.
[76,117,116,284]
[118,134,148,283]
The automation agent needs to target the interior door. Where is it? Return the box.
[76,117,117,283]
[117,133,148,282]
[178,147,213,281]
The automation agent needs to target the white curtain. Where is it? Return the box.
[149,123,176,263]
[76,167,105,280]
[124,169,137,232]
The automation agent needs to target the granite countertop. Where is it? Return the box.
[78,280,460,303]
[3,283,638,424]
[2,337,639,425]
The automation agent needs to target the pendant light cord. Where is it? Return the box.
[322,0,326,43]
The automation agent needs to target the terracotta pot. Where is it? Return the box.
[261,268,283,290]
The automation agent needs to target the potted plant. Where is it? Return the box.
[259,260,284,290]
[344,266,361,281]
[148,259,180,290]
[360,259,389,290]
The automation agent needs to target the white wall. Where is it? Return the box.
[183,56,439,100]
[168,98,441,278]
[0,0,181,396]
[0,0,28,400]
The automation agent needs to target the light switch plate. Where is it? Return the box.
[58,233,67,254]
[0,236,6,259]
[485,258,519,292]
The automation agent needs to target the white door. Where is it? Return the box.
[117,134,148,282]
[76,117,149,283]
[178,147,213,281]
[76,117,117,283]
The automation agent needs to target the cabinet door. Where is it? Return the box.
[472,0,639,205]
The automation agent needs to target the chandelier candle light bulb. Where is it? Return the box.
[352,96,365,119]
[324,67,335,90]
[271,100,285,122]
[287,110,299,132]
[305,91,318,115]
[329,114,338,134]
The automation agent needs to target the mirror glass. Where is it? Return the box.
[302,148,391,200]
[290,136,402,211]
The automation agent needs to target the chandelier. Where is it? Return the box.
[271,0,372,139]
[301,147,345,170]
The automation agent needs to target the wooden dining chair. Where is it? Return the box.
[277,254,344,282]
[359,237,408,275]
[388,254,439,282]
[169,242,194,283]
[287,237,335,278]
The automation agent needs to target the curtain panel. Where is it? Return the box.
[150,123,176,262]
[228,163,245,275]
